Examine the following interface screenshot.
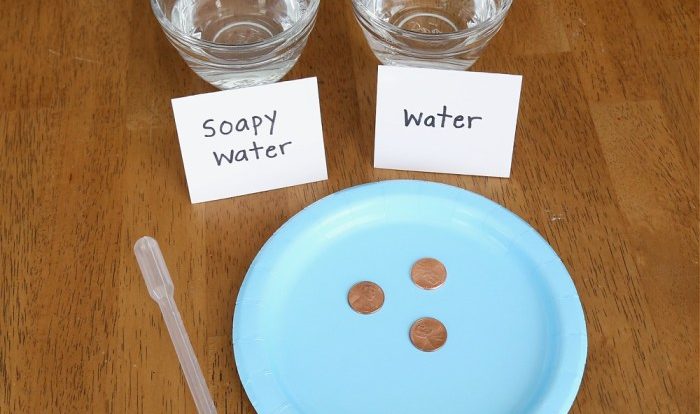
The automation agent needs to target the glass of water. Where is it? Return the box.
[151,0,320,89]
[351,0,513,70]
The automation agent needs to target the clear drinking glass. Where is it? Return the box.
[150,0,321,89]
[351,0,513,70]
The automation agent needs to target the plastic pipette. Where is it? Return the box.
[134,236,217,414]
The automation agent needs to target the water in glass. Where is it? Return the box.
[354,0,510,70]
[156,0,316,89]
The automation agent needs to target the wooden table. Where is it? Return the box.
[1,1,697,412]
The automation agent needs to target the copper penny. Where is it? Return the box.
[411,258,447,290]
[347,281,384,315]
[410,317,447,352]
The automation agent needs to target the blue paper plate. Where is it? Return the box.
[233,180,587,414]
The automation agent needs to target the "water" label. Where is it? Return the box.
[374,66,522,178]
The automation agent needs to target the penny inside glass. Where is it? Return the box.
[347,281,384,314]
[410,317,447,352]
[411,258,447,290]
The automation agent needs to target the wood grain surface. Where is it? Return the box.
[1,1,698,412]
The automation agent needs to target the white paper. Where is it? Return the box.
[171,78,328,203]
[374,66,522,177]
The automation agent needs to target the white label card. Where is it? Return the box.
[374,66,523,177]
[171,77,328,203]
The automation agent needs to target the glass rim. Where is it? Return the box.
[351,0,514,41]
[150,0,321,49]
